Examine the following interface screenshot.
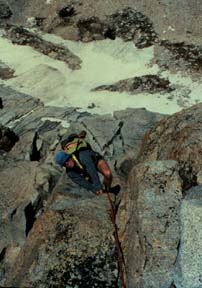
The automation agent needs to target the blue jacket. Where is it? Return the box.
[66,150,103,193]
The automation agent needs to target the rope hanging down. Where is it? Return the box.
[106,192,126,288]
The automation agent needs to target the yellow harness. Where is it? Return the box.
[71,154,90,181]
[71,154,84,171]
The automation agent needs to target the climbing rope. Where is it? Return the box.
[106,192,126,288]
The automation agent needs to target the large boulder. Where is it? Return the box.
[138,104,202,190]
[76,7,157,48]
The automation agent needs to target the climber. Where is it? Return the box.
[55,132,112,196]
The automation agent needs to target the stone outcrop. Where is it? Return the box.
[117,104,202,287]
[93,75,174,95]
[4,25,82,70]
[76,8,158,48]
[0,1,202,287]
[106,8,158,48]
[138,104,202,190]
[155,41,202,75]
[0,157,60,284]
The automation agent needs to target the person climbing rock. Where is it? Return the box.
[55,131,113,195]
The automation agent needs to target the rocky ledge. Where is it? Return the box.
[92,75,174,95]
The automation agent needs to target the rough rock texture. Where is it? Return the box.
[93,75,174,95]
[6,0,202,45]
[4,25,82,70]
[1,89,202,287]
[0,1,202,287]
[162,41,202,71]
[116,104,202,287]
[125,160,182,287]
[0,157,60,285]
[138,104,202,191]
[174,185,202,288]
[5,182,118,287]
[0,84,165,163]
[106,8,158,48]
[76,8,158,48]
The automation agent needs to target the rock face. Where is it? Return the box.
[0,157,59,284]
[1,82,202,287]
[126,160,182,287]
[0,85,166,287]
[118,104,202,287]
[174,186,202,288]
[76,8,157,48]
[5,185,118,287]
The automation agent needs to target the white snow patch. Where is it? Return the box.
[0,32,202,115]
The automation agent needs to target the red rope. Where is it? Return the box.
[106,192,126,288]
